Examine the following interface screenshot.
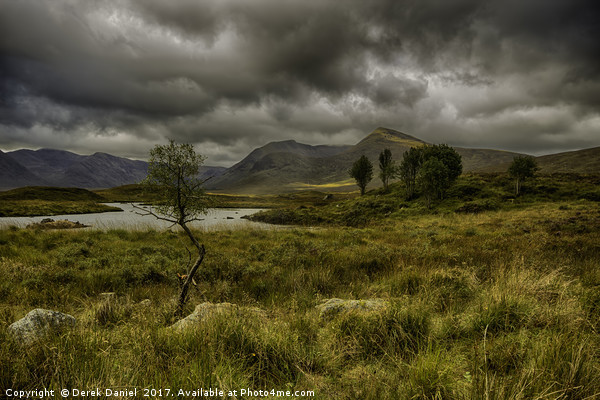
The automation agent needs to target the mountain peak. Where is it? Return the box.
[358,127,426,146]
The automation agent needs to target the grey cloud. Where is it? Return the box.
[0,0,599,163]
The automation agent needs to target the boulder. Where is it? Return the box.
[8,309,76,345]
[170,302,266,331]
[316,298,388,319]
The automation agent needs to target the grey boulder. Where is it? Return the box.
[8,309,76,345]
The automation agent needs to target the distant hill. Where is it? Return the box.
[535,147,600,173]
[207,140,350,192]
[2,148,226,190]
[480,146,600,174]
[0,186,106,202]
[2,130,597,194]
[207,127,526,193]
[8,149,86,184]
[0,150,48,189]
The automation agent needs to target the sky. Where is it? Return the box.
[1,0,599,166]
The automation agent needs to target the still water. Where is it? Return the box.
[0,203,270,230]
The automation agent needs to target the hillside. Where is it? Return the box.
[2,148,225,190]
[3,130,597,194]
[536,147,600,173]
[481,146,600,174]
[8,149,86,184]
[207,140,351,193]
[0,150,47,189]
[207,127,526,194]
[61,152,148,188]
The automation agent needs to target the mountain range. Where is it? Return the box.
[1,127,598,193]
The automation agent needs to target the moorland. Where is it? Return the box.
[1,171,599,399]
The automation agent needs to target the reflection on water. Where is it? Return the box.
[0,203,270,230]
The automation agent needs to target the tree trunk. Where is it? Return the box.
[175,222,206,317]
[175,244,205,317]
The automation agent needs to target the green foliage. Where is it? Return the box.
[349,155,374,195]
[399,146,424,199]
[143,140,209,224]
[418,158,449,208]
[508,155,539,195]
[399,144,462,203]
[423,144,463,184]
[378,148,395,192]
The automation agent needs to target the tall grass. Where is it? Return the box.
[0,199,599,398]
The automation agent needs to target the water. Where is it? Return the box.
[0,203,271,230]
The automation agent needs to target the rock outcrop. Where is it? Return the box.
[8,309,76,345]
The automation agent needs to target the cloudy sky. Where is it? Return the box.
[1,0,598,166]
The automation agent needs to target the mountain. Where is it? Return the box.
[60,152,148,188]
[7,149,147,188]
[207,140,350,192]
[533,147,600,174]
[8,149,86,184]
[2,130,597,193]
[207,127,527,193]
[0,150,48,189]
[1,148,226,190]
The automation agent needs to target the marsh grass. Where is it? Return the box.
[0,192,599,398]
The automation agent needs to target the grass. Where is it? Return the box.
[0,187,121,217]
[247,173,600,226]
[0,185,352,217]
[0,174,599,398]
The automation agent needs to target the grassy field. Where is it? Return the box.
[0,187,122,217]
[1,174,599,398]
[97,184,356,209]
[248,173,600,226]
[0,185,352,217]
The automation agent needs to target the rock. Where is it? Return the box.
[41,218,55,224]
[170,302,266,331]
[316,298,388,319]
[8,309,76,345]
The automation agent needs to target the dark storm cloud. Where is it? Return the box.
[0,0,598,164]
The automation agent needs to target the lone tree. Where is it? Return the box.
[378,148,395,192]
[509,155,538,196]
[349,155,373,196]
[138,140,210,317]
